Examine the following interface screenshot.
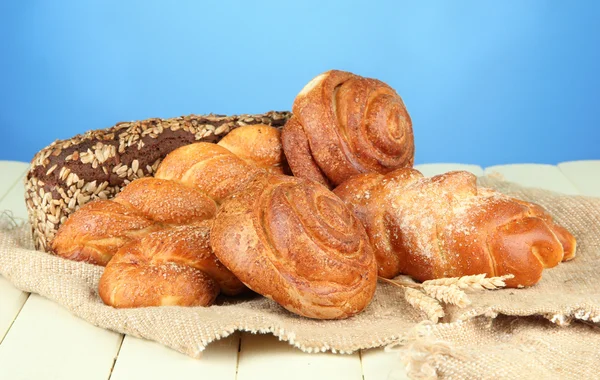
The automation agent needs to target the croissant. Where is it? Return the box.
[211,173,377,319]
[52,125,285,307]
[334,168,576,287]
[281,70,415,188]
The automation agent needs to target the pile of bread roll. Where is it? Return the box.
[32,70,576,320]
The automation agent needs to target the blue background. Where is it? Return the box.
[1,1,599,166]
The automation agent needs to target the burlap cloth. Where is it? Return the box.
[1,177,598,379]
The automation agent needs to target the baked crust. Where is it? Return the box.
[282,70,414,188]
[334,168,577,287]
[211,173,378,319]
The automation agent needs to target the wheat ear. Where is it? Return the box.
[421,284,471,308]
[403,288,445,323]
[381,273,513,323]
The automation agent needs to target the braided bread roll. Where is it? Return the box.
[282,70,414,188]
[52,126,285,307]
[211,173,377,319]
[334,169,576,287]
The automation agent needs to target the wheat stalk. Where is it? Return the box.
[404,288,445,323]
[422,274,514,290]
[379,273,513,323]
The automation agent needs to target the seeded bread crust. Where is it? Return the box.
[25,111,292,252]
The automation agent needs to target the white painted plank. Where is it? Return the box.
[415,163,484,177]
[0,161,28,202]
[0,163,30,343]
[0,278,29,343]
[484,164,579,195]
[361,348,409,380]
[0,294,122,380]
[237,333,363,380]
[558,160,600,197]
[110,333,240,380]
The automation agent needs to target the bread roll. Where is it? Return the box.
[53,134,288,308]
[211,173,377,319]
[282,70,414,188]
[334,168,576,287]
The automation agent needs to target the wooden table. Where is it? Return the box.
[1,160,598,380]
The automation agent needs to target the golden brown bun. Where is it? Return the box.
[334,169,576,287]
[282,70,414,188]
[210,173,377,319]
[217,124,290,175]
[99,222,244,308]
[115,177,217,224]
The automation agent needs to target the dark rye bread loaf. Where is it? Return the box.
[25,111,291,252]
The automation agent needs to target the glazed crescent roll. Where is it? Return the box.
[334,169,576,288]
[210,173,377,319]
[53,177,245,307]
[282,70,415,188]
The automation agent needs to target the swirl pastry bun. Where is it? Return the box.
[282,70,414,188]
[210,173,377,319]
